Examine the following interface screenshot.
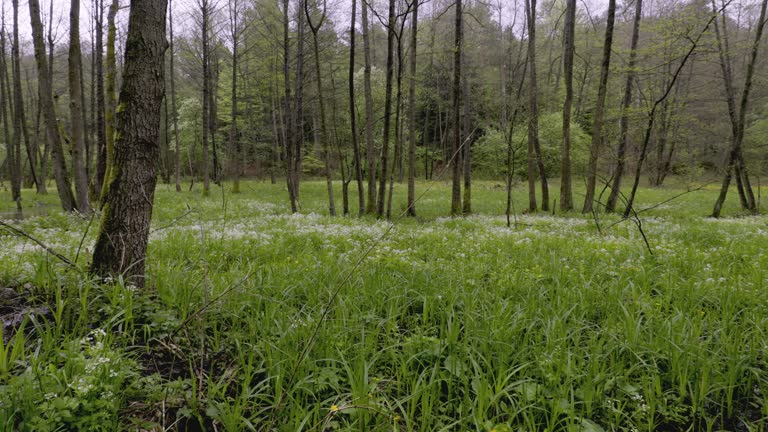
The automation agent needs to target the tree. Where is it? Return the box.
[12,0,41,196]
[559,0,576,211]
[1,10,21,210]
[91,0,168,286]
[451,0,463,215]
[283,0,298,212]
[200,0,213,196]
[94,0,107,197]
[170,0,182,192]
[407,0,419,217]
[305,0,336,215]
[605,0,642,213]
[228,0,242,193]
[99,0,119,203]
[525,0,548,212]
[582,0,616,213]
[712,0,767,217]
[28,0,78,212]
[69,0,92,213]
[362,0,377,214]
[377,0,397,217]
[349,0,365,215]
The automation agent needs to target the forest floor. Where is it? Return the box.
[0,179,767,431]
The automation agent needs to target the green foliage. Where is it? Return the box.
[473,113,591,179]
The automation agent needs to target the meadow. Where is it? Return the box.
[0,180,767,431]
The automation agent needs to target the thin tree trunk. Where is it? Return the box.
[362,0,376,214]
[525,0,548,211]
[229,0,241,193]
[713,0,766,216]
[294,0,307,206]
[0,18,20,209]
[450,0,463,215]
[407,0,418,217]
[69,0,92,213]
[94,0,107,198]
[91,0,168,286]
[306,0,336,216]
[170,0,182,192]
[462,49,472,215]
[349,0,365,215]
[377,0,396,217]
[559,0,576,211]
[283,0,297,212]
[28,0,77,211]
[583,0,615,213]
[201,0,211,196]
[605,0,642,213]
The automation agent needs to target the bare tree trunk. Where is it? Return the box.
[94,0,107,198]
[294,0,307,206]
[362,0,377,214]
[210,52,221,185]
[583,0,615,213]
[450,0,463,215]
[559,0,576,211]
[28,0,77,212]
[462,49,472,215]
[12,0,40,195]
[605,0,642,213]
[229,0,241,193]
[407,0,418,217]
[98,0,119,204]
[69,0,92,213]
[525,0,548,211]
[349,0,365,215]
[0,17,20,209]
[306,0,336,216]
[91,0,168,286]
[200,0,212,196]
[377,0,396,217]
[283,0,297,212]
[170,0,182,192]
[712,0,765,216]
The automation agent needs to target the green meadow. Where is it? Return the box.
[0,180,767,431]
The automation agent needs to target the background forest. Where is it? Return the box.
[2,0,768,217]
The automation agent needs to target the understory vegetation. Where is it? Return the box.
[1,180,767,431]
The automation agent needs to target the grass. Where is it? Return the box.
[0,178,767,431]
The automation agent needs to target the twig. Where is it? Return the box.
[0,221,78,269]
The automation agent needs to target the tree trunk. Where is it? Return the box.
[377,0,396,217]
[583,0,615,213]
[28,0,77,212]
[349,0,365,215]
[170,0,182,192]
[362,0,377,214]
[201,0,211,196]
[306,0,336,216]
[462,49,472,215]
[12,0,41,195]
[94,0,107,199]
[91,0,168,286]
[294,0,307,206]
[407,0,418,217]
[69,0,92,213]
[229,0,241,193]
[283,0,297,212]
[526,0,548,212]
[0,21,20,209]
[712,0,765,217]
[450,0,463,215]
[605,0,642,213]
[559,0,576,211]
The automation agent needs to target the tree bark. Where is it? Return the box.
[200,0,212,196]
[605,0,642,213]
[559,0,576,211]
[407,0,418,217]
[69,0,92,213]
[306,0,336,216]
[91,0,168,286]
[294,0,307,206]
[28,0,77,212]
[283,0,297,212]
[583,0,615,212]
[712,0,765,217]
[525,0,548,212]
[170,0,182,192]
[450,0,463,215]
[99,0,119,204]
[12,0,41,195]
[94,0,107,198]
[377,0,396,217]
[229,0,241,194]
[348,0,365,215]
[362,0,377,214]
[0,20,20,209]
